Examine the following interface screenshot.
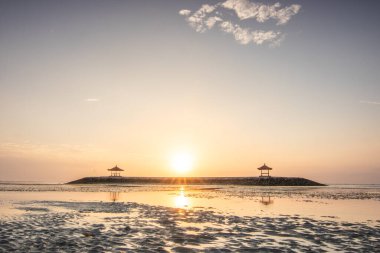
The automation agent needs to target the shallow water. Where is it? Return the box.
[1,184,380,222]
[1,183,380,252]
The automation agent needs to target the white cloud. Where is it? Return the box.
[251,30,280,45]
[206,16,223,29]
[179,0,300,46]
[179,9,191,16]
[85,98,99,102]
[222,0,301,25]
[275,4,302,25]
[269,33,286,48]
[220,21,280,45]
[360,100,380,105]
[219,20,235,33]
[182,4,219,33]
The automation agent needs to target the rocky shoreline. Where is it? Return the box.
[67,176,325,186]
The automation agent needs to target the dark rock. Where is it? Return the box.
[67,176,326,186]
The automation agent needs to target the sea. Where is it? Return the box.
[0,182,379,252]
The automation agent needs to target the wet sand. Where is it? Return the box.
[1,184,380,252]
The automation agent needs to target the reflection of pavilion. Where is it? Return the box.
[109,192,120,202]
[260,195,274,205]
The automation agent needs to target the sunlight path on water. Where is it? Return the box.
[1,184,380,222]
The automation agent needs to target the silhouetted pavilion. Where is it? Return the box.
[108,165,124,177]
[258,164,272,177]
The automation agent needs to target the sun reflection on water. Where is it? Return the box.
[174,186,190,209]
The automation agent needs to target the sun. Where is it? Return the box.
[170,151,194,173]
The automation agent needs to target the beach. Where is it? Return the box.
[1,184,380,252]
[2,0,380,252]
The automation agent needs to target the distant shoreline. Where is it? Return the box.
[67,176,326,186]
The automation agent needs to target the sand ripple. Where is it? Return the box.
[0,201,379,252]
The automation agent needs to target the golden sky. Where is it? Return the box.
[0,0,380,183]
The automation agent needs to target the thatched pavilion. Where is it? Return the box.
[258,164,272,177]
[108,165,124,177]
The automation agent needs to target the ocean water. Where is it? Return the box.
[1,183,380,252]
[1,183,380,222]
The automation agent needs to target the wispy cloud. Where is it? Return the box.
[222,0,301,25]
[0,141,102,158]
[360,100,380,105]
[179,9,191,16]
[219,21,280,45]
[85,98,99,102]
[179,0,301,46]
[183,4,219,32]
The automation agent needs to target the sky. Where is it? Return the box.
[0,0,379,184]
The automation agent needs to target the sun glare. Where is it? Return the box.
[174,187,190,208]
[170,151,194,173]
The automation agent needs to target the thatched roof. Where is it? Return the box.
[108,165,124,171]
[257,164,272,170]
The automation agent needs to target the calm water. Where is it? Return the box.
[1,183,380,222]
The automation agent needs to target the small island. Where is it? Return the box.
[67,164,326,186]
